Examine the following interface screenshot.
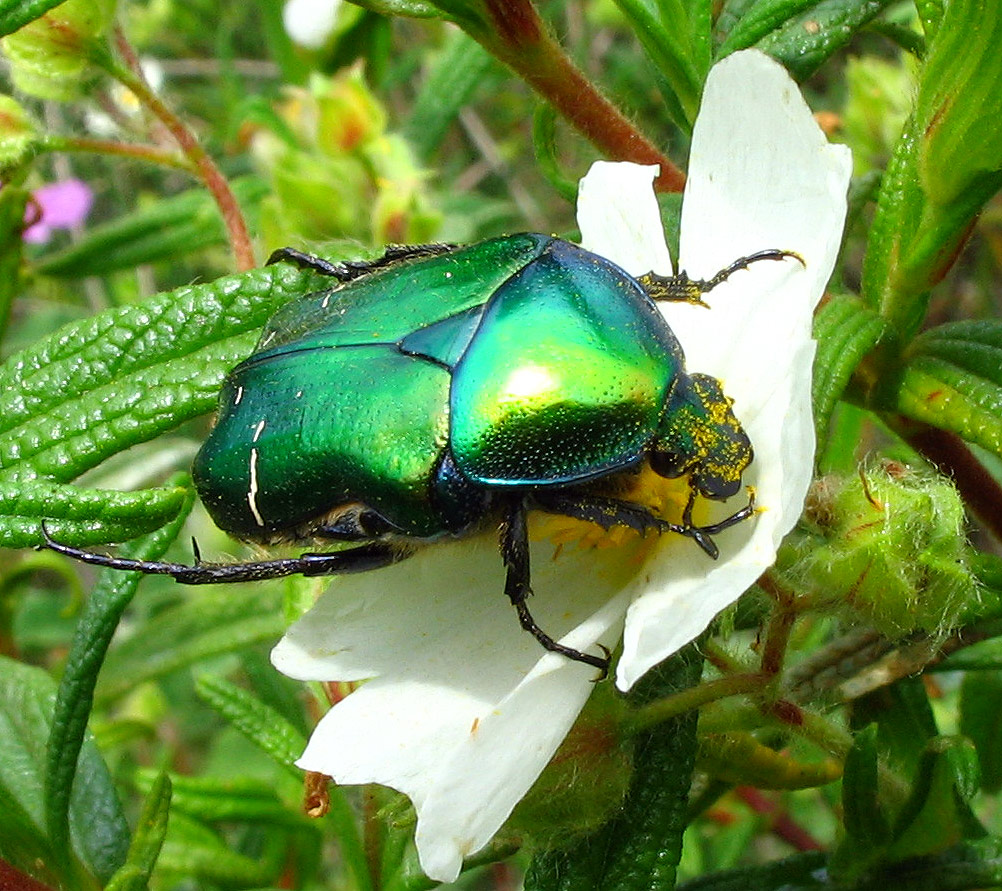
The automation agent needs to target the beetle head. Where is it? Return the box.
[651,372,753,501]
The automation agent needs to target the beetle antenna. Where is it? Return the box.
[191,537,203,564]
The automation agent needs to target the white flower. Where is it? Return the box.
[271,49,852,884]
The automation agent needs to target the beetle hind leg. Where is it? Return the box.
[39,522,404,584]
[267,243,460,283]
[500,498,610,676]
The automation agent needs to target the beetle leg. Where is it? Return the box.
[637,249,804,305]
[39,522,402,584]
[500,498,610,676]
[533,488,756,560]
[267,243,460,283]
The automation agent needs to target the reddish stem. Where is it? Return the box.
[481,1,685,193]
[899,421,1002,543]
[736,787,824,851]
[109,30,255,270]
[0,861,56,891]
[46,135,193,172]
[757,573,799,677]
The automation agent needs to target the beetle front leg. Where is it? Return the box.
[500,498,610,676]
[532,488,756,559]
[40,523,403,584]
[637,249,804,306]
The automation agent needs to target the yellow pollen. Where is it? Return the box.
[531,465,712,556]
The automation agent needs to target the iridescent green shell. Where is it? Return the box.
[192,234,732,541]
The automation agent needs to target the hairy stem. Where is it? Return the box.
[99,29,255,270]
[478,0,685,192]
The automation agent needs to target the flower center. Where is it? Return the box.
[531,464,707,558]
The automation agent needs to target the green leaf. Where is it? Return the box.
[45,488,192,873]
[525,648,702,891]
[105,772,172,891]
[677,839,1002,889]
[960,672,1002,793]
[938,638,1002,672]
[696,732,840,789]
[610,0,703,127]
[852,677,938,772]
[133,769,303,828]
[194,675,306,777]
[94,585,286,704]
[842,725,891,844]
[915,0,943,40]
[403,29,496,161]
[34,178,269,277]
[532,105,577,203]
[0,655,128,887]
[0,478,188,548]
[812,294,888,446]
[154,810,284,884]
[0,255,333,536]
[0,0,67,37]
[0,780,65,887]
[914,0,1002,208]
[754,0,893,81]
[195,674,374,891]
[675,851,828,890]
[717,0,821,56]
[888,736,981,859]
[894,321,1002,459]
[0,180,27,341]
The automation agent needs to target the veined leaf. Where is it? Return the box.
[895,320,1002,458]
[812,294,888,446]
[0,257,333,544]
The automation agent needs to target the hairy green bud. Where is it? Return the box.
[0,96,38,166]
[504,684,632,847]
[1,0,115,101]
[783,462,980,637]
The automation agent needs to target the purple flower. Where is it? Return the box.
[23,178,93,244]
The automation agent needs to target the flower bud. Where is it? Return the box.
[1,0,115,101]
[0,96,38,166]
[316,69,386,154]
[782,462,979,637]
[367,135,442,244]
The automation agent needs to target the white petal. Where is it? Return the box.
[272,530,631,882]
[617,50,851,688]
[577,161,674,277]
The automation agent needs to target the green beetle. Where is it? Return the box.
[45,234,798,672]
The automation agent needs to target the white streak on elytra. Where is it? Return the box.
[234,385,244,405]
[247,448,265,527]
[321,293,331,309]
[252,419,266,442]
[295,390,303,399]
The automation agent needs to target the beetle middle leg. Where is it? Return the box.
[500,497,610,675]
[637,249,804,306]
